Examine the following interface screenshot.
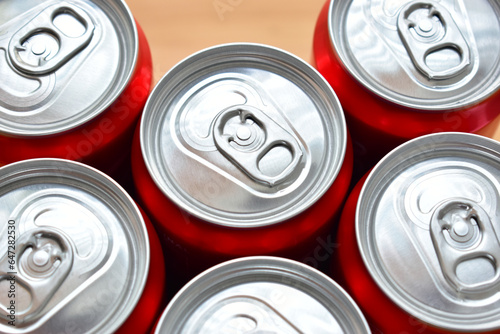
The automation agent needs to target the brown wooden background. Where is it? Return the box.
[126,0,500,140]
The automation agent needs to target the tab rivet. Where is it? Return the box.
[418,19,433,34]
[236,125,252,141]
[33,249,51,267]
[32,42,47,56]
[452,220,470,238]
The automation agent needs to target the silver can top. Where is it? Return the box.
[0,0,138,136]
[140,43,347,228]
[329,0,500,110]
[357,132,500,332]
[155,256,370,333]
[0,159,149,333]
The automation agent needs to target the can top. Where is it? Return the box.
[357,132,500,331]
[0,159,149,333]
[140,43,346,228]
[329,0,500,110]
[154,256,370,333]
[0,0,138,136]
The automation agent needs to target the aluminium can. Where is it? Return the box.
[154,256,370,333]
[0,0,152,182]
[0,158,166,333]
[132,43,353,294]
[335,132,500,333]
[313,0,500,178]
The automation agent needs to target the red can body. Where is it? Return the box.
[313,0,500,177]
[117,207,167,334]
[0,19,152,183]
[132,126,353,297]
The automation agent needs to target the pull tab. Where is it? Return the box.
[0,227,73,324]
[397,1,470,80]
[430,200,500,299]
[8,3,95,75]
[213,105,303,187]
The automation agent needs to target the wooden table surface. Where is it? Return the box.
[125,0,500,141]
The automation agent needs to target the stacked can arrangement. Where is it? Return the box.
[132,43,353,295]
[312,1,500,332]
[313,0,500,179]
[0,1,166,333]
[3,0,500,333]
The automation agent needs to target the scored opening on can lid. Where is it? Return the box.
[154,256,370,333]
[0,0,138,136]
[0,159,149,333]
[140,43,347,228]
[357,132,500,332]
[328,0,500,111]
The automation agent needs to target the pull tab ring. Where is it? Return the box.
[0,227,73,324]
[430,199,500,299]
[397,1,471,80]
[8,2,95,75]
[213,105,303,187]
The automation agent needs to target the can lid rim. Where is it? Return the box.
[0,158,150,333]
[155,256,370,333]
[0,0,139,137]
[356,132,500,331]
[327,0,500,111]
[140,42,347,228]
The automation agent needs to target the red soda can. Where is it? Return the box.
[313,0,500,177]
[336,132,500,333]
[0,0,152,181]
[0,158,166,333]
[154,256,370,333]
[132,43,353,294]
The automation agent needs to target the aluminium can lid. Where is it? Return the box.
[140,43,347,228]
[357,132,500,332]
[0,159,149,333]
[154,256,370,333]
[0,0,138,136]
[328,0,500,111]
